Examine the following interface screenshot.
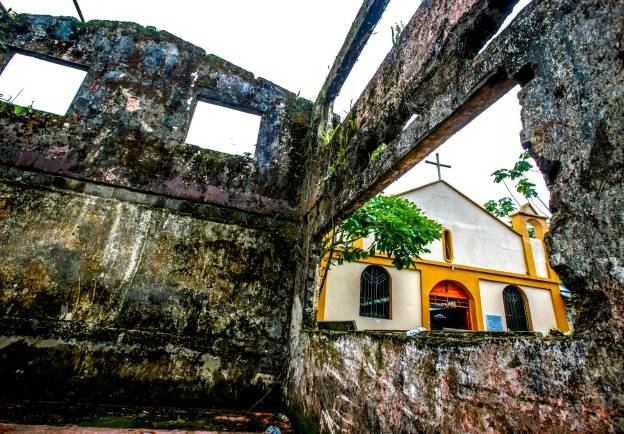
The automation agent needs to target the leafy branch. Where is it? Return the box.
[319,195,442,292]
[484,197,516,218]
[484,151,541,218]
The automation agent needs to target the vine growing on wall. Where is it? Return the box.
[319,108,357,182]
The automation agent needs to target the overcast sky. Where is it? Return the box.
[0,0,546,214]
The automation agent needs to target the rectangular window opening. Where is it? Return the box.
[0,52,87,116]
[185,100,262,156]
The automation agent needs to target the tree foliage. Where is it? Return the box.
[484,151,540,217]
[319,195,442,290]
[484,197,516,218]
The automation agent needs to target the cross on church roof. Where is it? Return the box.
[425,152,451,181]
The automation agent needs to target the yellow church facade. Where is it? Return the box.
[318,181,570,333]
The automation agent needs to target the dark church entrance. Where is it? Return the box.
[429,280,473,331]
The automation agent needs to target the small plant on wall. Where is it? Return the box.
[391,21,405,47]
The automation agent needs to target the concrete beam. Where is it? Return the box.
[317,0,391,107]
[303,0,525,235]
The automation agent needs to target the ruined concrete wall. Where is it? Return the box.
[0,174,297,407]
[0,14,311,407]
[300,0,522,236]
[0,0,621,429]
[287,0,623,431]
[290,332,621,433]
[0,15,311,217]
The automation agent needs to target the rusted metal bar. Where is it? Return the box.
[317,0,390,107]
[0,1,9,16]
[72,0,85,22]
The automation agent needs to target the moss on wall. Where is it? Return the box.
[0,180,295,407]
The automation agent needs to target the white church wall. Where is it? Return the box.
[479,280,509,331]
[362,234,374,250]
[521,284,557,332]
[323,262,422,330]
[478,280,557,333]
[363,232,446,260]
[530,238,549,278]
[402,182,527,274]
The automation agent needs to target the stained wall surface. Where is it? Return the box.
[322,262,422,330]
[0,15,311,218]
[529,237,549,277]
[0,0,622,431]
[0,14,311,407]
[479,280,557,333]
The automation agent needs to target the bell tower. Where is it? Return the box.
[510,203,551,278]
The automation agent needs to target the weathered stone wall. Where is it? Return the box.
[300,0,523,236]
[0,15,311,217]
[287,0,623,432]
[0,0,622,430]
[0,174,297,406]
[0,14,311,407]
[290,332,621,433]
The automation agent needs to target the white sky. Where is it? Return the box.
[1,0,547,213]
[0,53,87,115]
[186,101,261,155]
[383,85,550,215]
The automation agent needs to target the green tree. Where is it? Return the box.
[319,195,442,292]
[484,151,544,218]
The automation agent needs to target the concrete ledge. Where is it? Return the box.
[0,164,299,238]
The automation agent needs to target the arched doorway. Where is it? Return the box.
[429,280,473,330]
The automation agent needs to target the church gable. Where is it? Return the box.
[515,202,543,217]
[400,181,527,274]
[399,181,520,235]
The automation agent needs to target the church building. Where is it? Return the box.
[318,180,570,334]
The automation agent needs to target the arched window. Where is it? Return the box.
[360,266,391,319]
[442,227,454,263]
[503,285,530,331]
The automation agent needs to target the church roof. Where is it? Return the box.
[393,179,446,197]
[394,180,524,236]
[510,202,547,219]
